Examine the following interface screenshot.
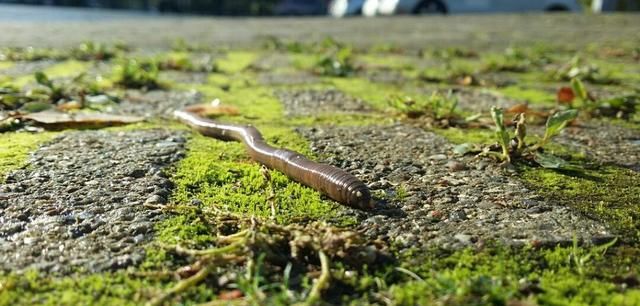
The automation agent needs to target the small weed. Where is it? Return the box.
[157,53,218,73]
[482,47,550,73]
[113,58,162,89]
[420,62,482,86]
[388,91,466,128]
[558,78,638,120]
[0,47,67,61]
[315,46,356,77]
[171,38,211,52]
[70,42,125,61]
[425,47,478,60]
[1,71,114,116]
[553,55,619,85]
[469,106,578,168]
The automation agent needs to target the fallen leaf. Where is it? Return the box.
[56,101,82,111]
[506,103,529,114]
[458,75,474,86]
[557,87,575,104]
[20,111,142,130]
[218,289,243,300]
[184,99,239,117]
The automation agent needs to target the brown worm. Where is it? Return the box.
[174,109,373,210]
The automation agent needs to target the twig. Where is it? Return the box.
[305,250,330,306]
[146,264,213,306]
[394,267,424,282]
[159,235,247,257]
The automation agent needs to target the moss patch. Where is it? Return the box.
[0,271,162,306]
[217,51,258,74]
[0,131,57,182]
[0,62,14,70]
[433,127,495,145]
[498,85,555,105]
[11,60,90,87]
[389,244,640,306]
[170,133,347,225]
[521,165,640,241]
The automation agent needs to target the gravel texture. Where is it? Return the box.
[299,124,613,251]
[259,72,318,85]
[558,121,640,171]
[0,129,185,274]
[118,89,202,118]
[0,60,57,77]
[276,89,371,117]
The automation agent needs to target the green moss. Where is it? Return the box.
[328,77,404,110]
[0,62,13,70]
[217,51,258,74]
[290,53,320,71]
[522,165,640,241]
[0,131,57,182]
[170,133,346,225]
[357,54,418,77]
[0,271,163,306]
[11,60,90,87]
[389,244,640,306]
[498,85,555,105]
[433,127,495,145]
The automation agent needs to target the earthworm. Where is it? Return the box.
[174,109,372,210]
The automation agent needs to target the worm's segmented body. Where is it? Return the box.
[174,110,372,210]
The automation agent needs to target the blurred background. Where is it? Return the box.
[0,0,638,16]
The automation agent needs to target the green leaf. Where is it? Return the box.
[34,71,53,88]
[570,77,588,102]
[19,101,52,113]
[534,152,570,169]
[490,106,511,161]
[544,109,578,141]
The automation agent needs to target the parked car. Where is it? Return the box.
[592,0,640,12]
[275,0,329,15]
[367,0,582,15]
[329,0,365,17]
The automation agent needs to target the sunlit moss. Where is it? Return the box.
[0,271,164,306]
[217,51,258,74]
[11,60,90,87]
[0,131,58,182]
[522,165,640,241]
[0,62,14,70]
[389,244,640,306]
[498,85,555,105]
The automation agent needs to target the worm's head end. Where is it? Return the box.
[351,188,373,210]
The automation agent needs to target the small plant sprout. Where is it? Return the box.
[34,71,64,103]
[537,109,578,149]
[514,113,526,152]
[479,107,579,168]
[490,107,511,162]
[315,46,356,77]
[113,58,162,89]
[389,91,463,128]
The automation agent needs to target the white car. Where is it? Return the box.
[368,0,582,15]
[329,0,366,17]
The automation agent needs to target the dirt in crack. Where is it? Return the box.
[0,129,185,274]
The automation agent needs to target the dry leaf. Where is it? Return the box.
[505,103,530,114]
[218,289,243,300]
[20,111,142,130]
[557,86,575,104]
[184,99,239,117]
[56,101,82,111]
